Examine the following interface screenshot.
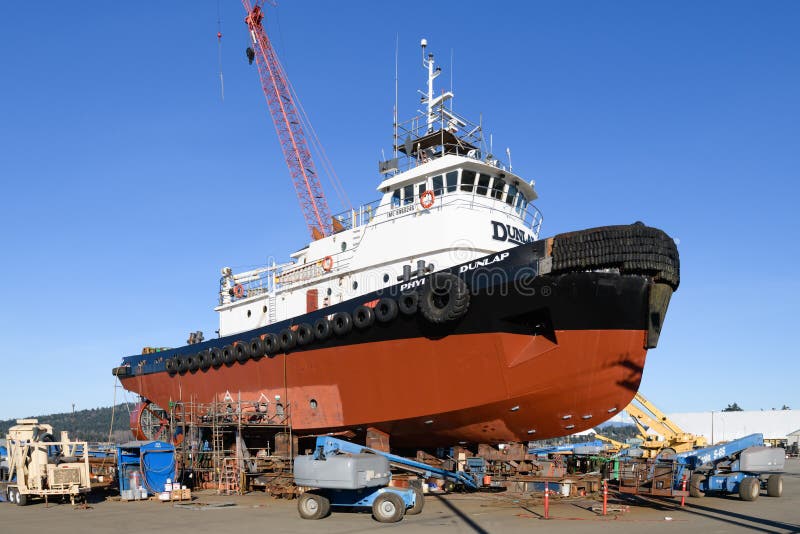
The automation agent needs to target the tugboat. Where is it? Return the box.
[114,32,679,448]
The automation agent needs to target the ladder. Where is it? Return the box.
[268,295,276,324]
[219,457,240,495]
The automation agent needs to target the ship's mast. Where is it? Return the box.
[421,39,453,133]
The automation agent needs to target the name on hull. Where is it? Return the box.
[491,220,535,246]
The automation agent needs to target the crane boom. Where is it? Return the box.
[243,1,332,239]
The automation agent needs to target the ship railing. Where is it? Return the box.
[218,262,289,306]
[383,107,511,174]
[332,190,543,240]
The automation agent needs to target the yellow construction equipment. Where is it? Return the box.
[595,434,630,454]
[623,393,707,457]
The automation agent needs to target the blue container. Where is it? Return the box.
[117,441,176,494]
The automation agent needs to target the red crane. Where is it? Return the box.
[243,1,332,239]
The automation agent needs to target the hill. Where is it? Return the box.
[0,404,136,443]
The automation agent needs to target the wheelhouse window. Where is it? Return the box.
[515,194,528,214]
[418,183,426,198]
[391,189,401,207]
[505,183,518,206]
[491,178,505,200]
[460,170,476,192]
[476,174,491,196]
[432,175,444,196]
[402,184,414,205]
[446,170,458,192]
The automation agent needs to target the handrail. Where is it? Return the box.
[220,189,543,304]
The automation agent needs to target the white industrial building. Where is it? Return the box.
[668,410,800,445]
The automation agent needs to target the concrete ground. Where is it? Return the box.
[1,459,798,534]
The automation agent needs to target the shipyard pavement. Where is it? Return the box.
[1,459,798,533]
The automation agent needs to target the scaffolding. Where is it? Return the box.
[168,394,294,494]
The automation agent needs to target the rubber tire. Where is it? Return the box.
[279,329,296,352]
[353,305,375,329]
[689,474,706,498]
[165,357,178,375]
[8,487,16,504]
[296,323,314,346]
[197,349,212,370]
[248,338,265,360]
[17,490,27,506]
[406,487,424,515]
[176,356,189,374]
[375,298,398,323]
[739,476,760,501]
[551,223,680,290]
[372,492,405,523]
[209,347,223,368]
[419,273,470,324]
[332,312,352,336]
[313,318,332,341]
[187,354,200,372]
[767,474,783,497]
[262,333,279,356]
[221,345,235,366]
[398,292,419,315]
[233,342,250,363]
[298,492,330,520]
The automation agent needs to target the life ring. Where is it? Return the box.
[321,256,334,272]
[420,190,435,209]
[233,284,244,298]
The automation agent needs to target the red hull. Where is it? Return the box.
[121,328,646,446]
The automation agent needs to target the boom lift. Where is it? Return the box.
[618,433,785,501]
[624,392,707,457]
[293,436,479,522]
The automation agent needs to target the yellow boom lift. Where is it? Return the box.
[623,393,707,457]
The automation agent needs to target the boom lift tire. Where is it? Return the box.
[298,492,330,520]
[372,492,405,523]
[767,474,783,497]
[406,487,424,515]
[689,474,706,498]
[739,477,760,501]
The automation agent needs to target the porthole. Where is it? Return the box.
[247,310,252,318]
[383,273,389,283]
[352,281,358,290]
[262,305,267,313]
[327,288,332,296]
[310,399,318,409]
[341,242,347,252]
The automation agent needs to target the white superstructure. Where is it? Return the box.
[216,41,543,336]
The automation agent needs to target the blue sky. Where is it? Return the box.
[0,1,797,420]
